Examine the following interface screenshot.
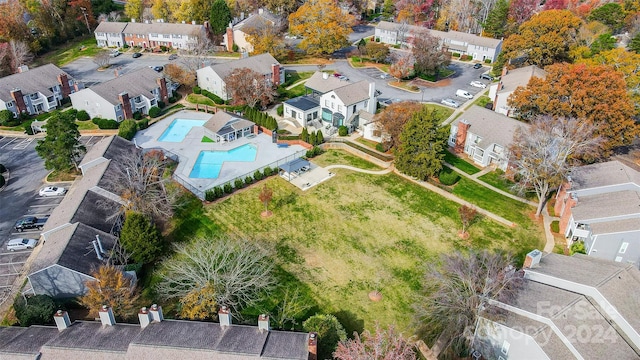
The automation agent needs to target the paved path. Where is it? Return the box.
[324,164,394,175]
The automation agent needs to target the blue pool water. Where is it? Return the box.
[158,119,207,142]
[190,144,258,178]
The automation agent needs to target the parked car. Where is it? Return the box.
[441,98,460,108]
[469,81,487,88]
[39,186,66,197]
[168,54,178,60]
[480,73,494,81]
[338,75,349,81]
[473,63,483,69]
[153,65,164,72]
[455,89,474,99]
[7,238,38,251]
[14,216,49,232]
[333,73,342,77]
[109,50,121,57]
[132,52,142,58]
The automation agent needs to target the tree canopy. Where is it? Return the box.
[334,324,416,360]
[119,212,164,264]
[374,101,423,151]
[588,3,625,34]
[303,314,347,360]
[35,112,85,172]
[79,265,139,320]
[288,0,355,56]
[210,0,232,35]
[224,67,277,108]
[412,30,450,77]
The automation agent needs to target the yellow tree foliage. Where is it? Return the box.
[288,0,355,56]
[508,62,638,155]
[501,10,583,67]
[245,24,287,58]
[179,283,217,320]
[79,265,139,320]
[124,0,144,22]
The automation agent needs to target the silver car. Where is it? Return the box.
[441,98,460,108]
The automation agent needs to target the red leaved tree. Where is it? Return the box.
[224,67,276,108]
[334,323,417,360]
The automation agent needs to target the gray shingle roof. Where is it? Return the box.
[0,326,59,357]
[0,64,73,102]
[570,190,640,221]
[332,80,370,106]
[204,111,254,134]
[87,67,162,105]
[120,21,203,37]
[56,223,116,275]
[95,21,128,34]
[235,10,280,32]
[569,160,640,190]
[376,21,502,48]
[452,105,527,150]
[498,65,546,94]
[304,72,349,94]
[207,53,279,80]
[41,321,142,354]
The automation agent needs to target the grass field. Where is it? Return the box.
[162,150,545,334]
[444,150,481,174]
[35,37,101,66]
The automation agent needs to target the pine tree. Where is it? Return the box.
[301,128,309,143]
[120,212,163,264]
[316,130,324,144]
[309,131,317,145]
[210,0,232,35]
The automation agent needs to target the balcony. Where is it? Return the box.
[29,95,44,105]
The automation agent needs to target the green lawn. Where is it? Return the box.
[76,120,98,130]
[478,171,515,193]
[312,150,381,170]
[472,94,492,108]
[282,71,314,87]
[159,151,544,334]
[35,37,102,66]
[186,94,216,106]
[444,150,481,174]
[202,136,214,143]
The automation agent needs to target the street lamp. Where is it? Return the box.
[80,7,91,35]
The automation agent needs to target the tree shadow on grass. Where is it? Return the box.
[333,310,365,338]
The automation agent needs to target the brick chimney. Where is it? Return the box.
[138,307,152,329]
[308,332,318,360]
[10,89,27,114]
[118,92,133,119]
[501,65,508,78]
[156,78,168,102]
[54,310,71,331]
[454,120,470,154]
[57,73,71,97]
[523,249,542,269]
[258,314,270,332]
[150,304,164,322]
[226,26,234,52]
[219,306,232,326]
[271,63,280,86]
[99,305,116,326]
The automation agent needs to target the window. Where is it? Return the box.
[338,105,342,112]
[7,101,14,107]
[163,34,170,39]
[501,340,510,355]
[619,242,629,254]
[325,100,329,107]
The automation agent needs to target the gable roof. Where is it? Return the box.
[284,96,319,111]
[304,72,350,94]
[331,80,371,106]
[203,111,254,135]
[206,53,278,80]
[122,21,204,37]
[235,9,280,32]
[86,67,162,105]
[95,21,128,34]
[0,326,60,358]
[498,65,546,94]
[569,160,640,190]
[376,21,502,48]
[452,105,527,149]
[0,64,73,102]
[41,321,142,356]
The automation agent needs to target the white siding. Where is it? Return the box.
[70,89,118,120]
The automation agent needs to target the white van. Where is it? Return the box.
[7,238,38,251]
[455,89,473,99]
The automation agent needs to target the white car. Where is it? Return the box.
[7,238,38,251]
[441,98,460,108]
[470,81,487,89]
[39,186,66,197]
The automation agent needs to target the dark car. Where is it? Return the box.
[473,63,483,69]
[168,54,178,60]
[132,52,142,58]
[479,73,494,81]
[153,66,164,72]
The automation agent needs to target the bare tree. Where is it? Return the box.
[270,287,311,330]
[508,116,603,216]
[93,50,111,69]
[259,184,273,217]
[458,205,478,238]
[411,30,450,78]
[179,36,213,75]
[414,250,523,358]
[334,323,417,360]
[224,67,277,108]
[156,237,276,318]
[9,40,32,72]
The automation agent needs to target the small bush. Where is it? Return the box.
[263,167,273,176]
[138,119,149,129]
[0,174,5,188]
[244,175,253,185]
[149,106,162,118]
[0,109,15,126]
[213,186,224,199]
[23,122,34,135]
[375,37,380,42]
[485,58,492,64]
[118,119,138,140]
[168,96,178,103]
[452,52,461,57]
[92,118,120,129]
[232,43,239,52]
[193,86,201,94]
[223,183,234,194]
[570,241,587,255]
[14,294,56,327]
[338,125,348,136]
[67,109,78,119]
[438,168,461,185]
[550,220,560,233]
[205,189,215,201]
[375,143,385,152]
[76,110,90,121]
[234,178,244,189]
[0,163,5,172]
[277,104,283,116]
[157,101,165,109]
[133,111,143,120]
[305,146,324,158]
[254,169,264,181]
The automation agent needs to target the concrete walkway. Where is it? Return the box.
[324,164,394,175]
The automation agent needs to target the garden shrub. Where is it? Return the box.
[570,241,587,255]
[305,146,324,158]
[92,118,120,129]
[254,170,264,181]
[223,183,234,194]
[193,86,201,94]
[201,89,225,104]
[263,167,273,177]
[205,189,215,202]
[338,126,348,136]
[213,186,224,199]
[168,96,178,103]
[438,168,461,185]
[452,52,461,57]
[234,178,244,189]
[149,106,162,118]
[0,163,5,172]
[14,294,56,327]
[138,119,149,129]
[484,58,492,64]
[23,122,34,135]
[244,175,254,185]
[0,109,15,126]
[0,174,4,188]
[277,104,283,116]
[232,43,239,52]
[67,109,78,119]
[118,119,138,140]
[76,110,90,121]
[157,101,165,109]
[316,130,324,144]
[133,111,142,120]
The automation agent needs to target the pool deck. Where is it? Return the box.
[134,110,307,194]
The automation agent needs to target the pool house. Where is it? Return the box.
[204,111,254,142]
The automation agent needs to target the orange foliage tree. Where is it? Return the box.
[508,62,638,155]
[288,0,355,56]
[374,101,423,151]
[389,52,415,80]
[224,67,276,108]
[78,265,139,320]
[164,63,196,88]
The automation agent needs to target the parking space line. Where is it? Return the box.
[0,262,26,266]
[0,138,19,149]
[0,252,31,256]
[13,138,33,149]
[10,232,41,236]
[0,273,19,277]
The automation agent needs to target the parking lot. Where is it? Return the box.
[0,135,102,304]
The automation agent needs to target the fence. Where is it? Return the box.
[140,146,207,199]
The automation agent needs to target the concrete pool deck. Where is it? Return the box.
[134,110,307,196]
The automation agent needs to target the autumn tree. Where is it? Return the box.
[259,184,273,217]
[501,10,582,67]
[79,265,139,320]
[414,250,523,358]
[93,50,110,68]
[245,23,287,58]
[164,63,196,88]
[35,112,85,172]
[334,324,417,360]
[436,0,478,33]
[8,40,32,71]
[264,0,299,17]
[389,51,415,80]
[395,0,436,25]
[224,67,277,108]
[395,107,449,180]
[124,0,144,22]
[288,0,355,56]
[509,116,603,216]
[588,3,625,34]
[506,0,538,30]
[303,314,347,360]
[508,62,638,154]
[156,237,276,318]
[364,42,390,63]
[210,0,232,35]
[151,0,171,22]
[374,101,422,151]
[119,212,163,264]
[0,0,32,43]
[412,30,450,77]
[458,205,477,237]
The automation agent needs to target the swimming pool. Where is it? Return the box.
[190,144,258,178]
[158,119,207,142]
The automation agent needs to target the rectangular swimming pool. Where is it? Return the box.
[158,119,207,142]
[190,144,258,179]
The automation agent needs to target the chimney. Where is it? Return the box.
[150,304,164,322]
[10,89,27,114]
[182,21,186,24]
[54,310,71,331]
[57,74,71,97]
[92,240,104,260]
[99,305,116,326]
[219,306,232,326]
[95,235,105,254]
[138,307,152,328]
[454,120,470,154]
[258,314,270,332]
[118,92,133,119]
[368,82,376,113]
[271,63,280,86]
[204,21,210,30]
[322,72,328,80]
[501,65,508,78]
[258,8,264,14]
[308,333,318,360]
[192,20,196,25]
[157,78,169,102]
[523,249,542,269]
[226,27,234,52]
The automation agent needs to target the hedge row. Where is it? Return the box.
[204,167,276,201]
[193,86,225,105]
[244,107,278,130]
[118,119,150,140]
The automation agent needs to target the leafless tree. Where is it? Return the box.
[224,67,277,108]
[9,40,33,72]
[93,50,111,68]
[508,116,603,216]
[334,323,417,360]
[156,237,276,317]
[179,36,213,75]
[458,205,478,237]
[414,251,523,358]
[270,287,311,330]
[411,30,450,77]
